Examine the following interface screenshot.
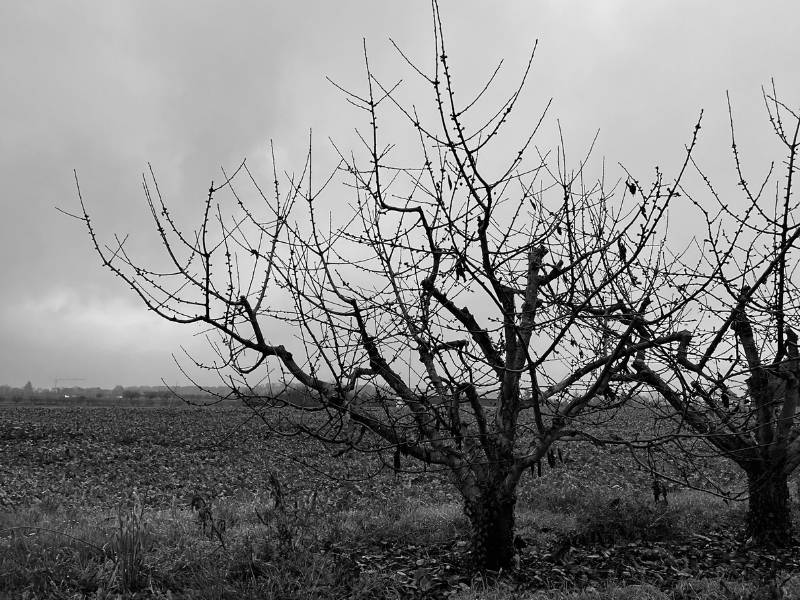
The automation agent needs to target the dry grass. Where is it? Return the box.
[1,486,797,599]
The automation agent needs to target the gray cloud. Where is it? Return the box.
[1,1,798,387]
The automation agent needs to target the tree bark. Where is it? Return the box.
[462,487,517,570]
[746,467,793,546]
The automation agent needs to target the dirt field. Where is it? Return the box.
[2,405,800,599]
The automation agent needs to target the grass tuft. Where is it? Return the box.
[108,492,151,593]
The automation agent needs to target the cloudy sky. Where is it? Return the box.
[1,1,798,389]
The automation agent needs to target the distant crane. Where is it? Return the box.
[53,377,85,391]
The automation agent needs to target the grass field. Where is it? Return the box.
[2,405,800,599]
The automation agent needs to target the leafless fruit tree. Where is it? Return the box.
[73,4,698,569]
[622,84,800,547]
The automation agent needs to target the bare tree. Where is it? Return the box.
[623,83,800,547]
[72,3,698,569]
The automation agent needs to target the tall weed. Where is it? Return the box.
[108,493,151,592]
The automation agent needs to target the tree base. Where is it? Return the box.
[746,469,793,547]
[463,490,516,570]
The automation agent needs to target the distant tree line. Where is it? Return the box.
[0,383,213,405]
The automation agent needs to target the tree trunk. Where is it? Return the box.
[746,467,792,547]
[463,488,516,570]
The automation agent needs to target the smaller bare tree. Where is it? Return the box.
[623,83,800,546]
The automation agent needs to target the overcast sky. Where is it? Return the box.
[2,1,798,389]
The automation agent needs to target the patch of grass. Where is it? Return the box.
[448,581,670,599]
[0,491,413,599]
[666,489,747,537]
[525,474,748,547]
[0,507,110,597]
[4,485,797,599]
[449,575,800,599]
[572,494,679,545]
[340,491,468,546]
[675,575,800,599]
[526,471,596,515]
